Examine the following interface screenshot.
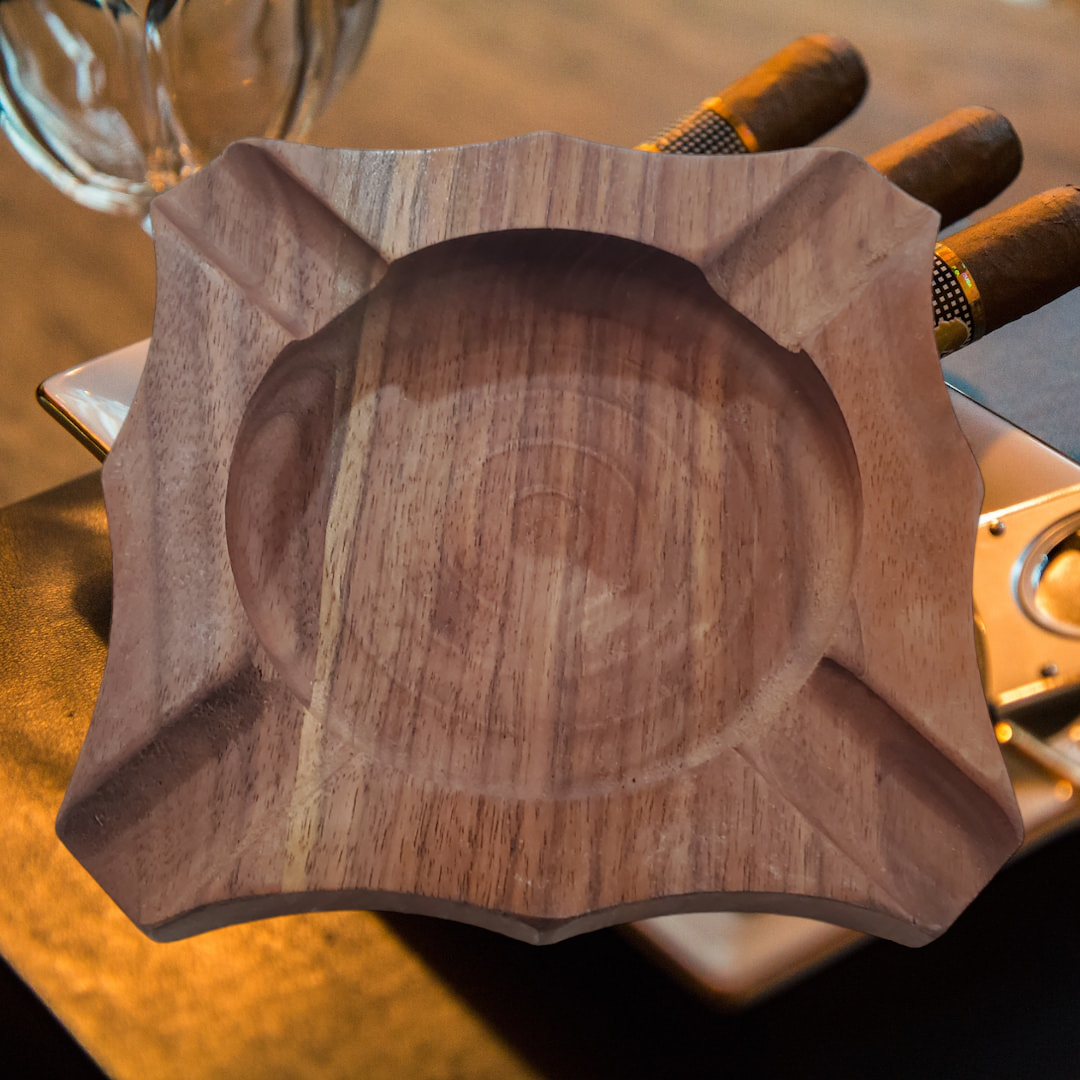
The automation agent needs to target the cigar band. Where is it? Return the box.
[640,96,759,155]
[932,242,985,356]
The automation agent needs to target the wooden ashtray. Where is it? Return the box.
[57,134,1022,945]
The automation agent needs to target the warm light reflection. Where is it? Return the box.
[995,721,1014,744]
[1069,722,1080,743]
[1055,780,1075,802]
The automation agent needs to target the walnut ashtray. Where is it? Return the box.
[57,135,1022,945]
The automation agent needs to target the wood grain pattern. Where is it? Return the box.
[56,135,1022,945]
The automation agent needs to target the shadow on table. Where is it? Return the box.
[383,827,1080,1080]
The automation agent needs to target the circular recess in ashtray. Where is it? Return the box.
[226,229,864,798]
[1017,510,1080,638]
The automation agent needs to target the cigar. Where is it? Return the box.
[647,75,1022,234]
[867,106,1022,230]
[638,33,868,155]
[935,187,1080,354]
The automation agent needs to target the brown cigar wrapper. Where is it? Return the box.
[640,34,868,155]
[948,186,1080,334]
[868,106,1022,230]
[719,33,868,151]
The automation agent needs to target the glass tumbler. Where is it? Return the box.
[0,0,380,218]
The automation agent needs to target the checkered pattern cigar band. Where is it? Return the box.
[932,253,975,335]
[932,244,986,356]
[649,106,751,155]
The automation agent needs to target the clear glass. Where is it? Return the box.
[0,0,380,217]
